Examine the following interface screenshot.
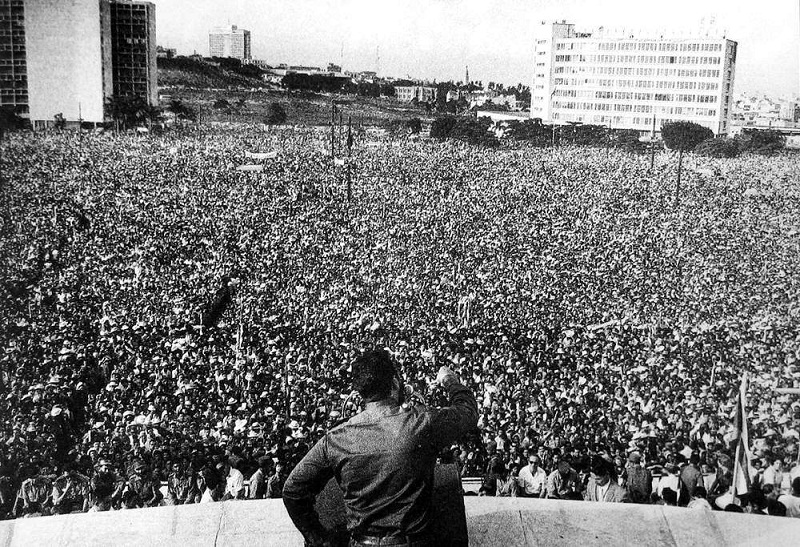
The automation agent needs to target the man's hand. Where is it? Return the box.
[435,366,459,388]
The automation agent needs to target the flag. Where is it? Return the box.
[730,372,755,499]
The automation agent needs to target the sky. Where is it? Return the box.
[154,0,800,97]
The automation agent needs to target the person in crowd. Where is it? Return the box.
[51,461,90,514]
[686,486,712,511]
[517,455,547,498]
[777,477,800,518]
[13,462,52,517]
[679,452,705,503]
[121,459,163,509]
[221,457,245,501]
[267,461,288,499]
[248,457,273,500]
[622,451,652,504]
[545,461,581,500]
[89,459,123,512]
[584,458,629,503]
[167,459,198,505]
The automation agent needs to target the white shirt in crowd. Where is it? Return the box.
[517,464,547,496]
[225,467,245,499]
[777,494,800,518]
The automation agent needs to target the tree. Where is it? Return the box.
[105,95,161,131]
[695,137,740,158]
[737,130,785,155]
[167,99,197,126]
[264,102,288,125]
[661,121,713,205]
[0,106,27,139]
[406,117,422,134]
[430,115,499,148]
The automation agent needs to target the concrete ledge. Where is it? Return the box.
[1,498,799,546]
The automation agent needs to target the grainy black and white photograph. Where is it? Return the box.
[1,1,800,545]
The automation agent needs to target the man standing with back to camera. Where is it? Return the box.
[283,348,478,547]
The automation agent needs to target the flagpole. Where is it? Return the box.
[730,371,750,503]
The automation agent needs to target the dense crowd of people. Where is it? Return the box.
[1,126,800,519]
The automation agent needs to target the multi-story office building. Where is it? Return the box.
[0,0,28,114]
[208,25,251,61]
[109,0,157,106]
[3,0,156,127]
[24,0,113,126]
[531,21,737,135]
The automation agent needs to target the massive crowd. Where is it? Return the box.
[1,126,800,519]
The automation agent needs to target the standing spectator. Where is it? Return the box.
[623,451,652,504]
[221,457,245,501]
[679,452,704,502]
[762,458,785,494]
[248,457,273,500]
[267,461,287,499]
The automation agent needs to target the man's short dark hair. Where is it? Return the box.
[590,458,612,478]
[352,349,396,401]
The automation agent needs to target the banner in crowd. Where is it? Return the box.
[245,151,277,160]
[236,165,264,172]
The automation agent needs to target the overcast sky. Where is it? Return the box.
[154,0,800,97]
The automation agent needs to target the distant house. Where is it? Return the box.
[395,85,437,103]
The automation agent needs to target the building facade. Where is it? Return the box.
[208,25,250,61]
[2,0,156,127]
[0,0,28,114]
[395,85,436,103]
[24,0,113,126]
[531,21,737,135]
[110,0,157,106]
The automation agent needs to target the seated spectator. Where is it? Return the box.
[51,462,90,514]
[584,458,629,503]
[777,477,800,518]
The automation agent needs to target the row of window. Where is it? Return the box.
[553,89,718,102]
[552,73,721,87]
[551,41,724,53]
[552,100,718,116]
[594,41,723,52]
[553,54,723,65]
[552,66,722,86]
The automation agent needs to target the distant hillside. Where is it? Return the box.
[157,56,266,89]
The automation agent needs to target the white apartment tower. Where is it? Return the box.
[531,21,737,135]
[208,25,250,61]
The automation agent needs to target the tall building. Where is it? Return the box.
[3,0,156,127]
[109,0,157,106]
[208,25,251,61]
[531,21,737,135]
[24,0,113,126]
[0,0,28,114]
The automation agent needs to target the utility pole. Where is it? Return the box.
[347,116,353,202]
[649,113,657,170]
[330,101,336,160]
